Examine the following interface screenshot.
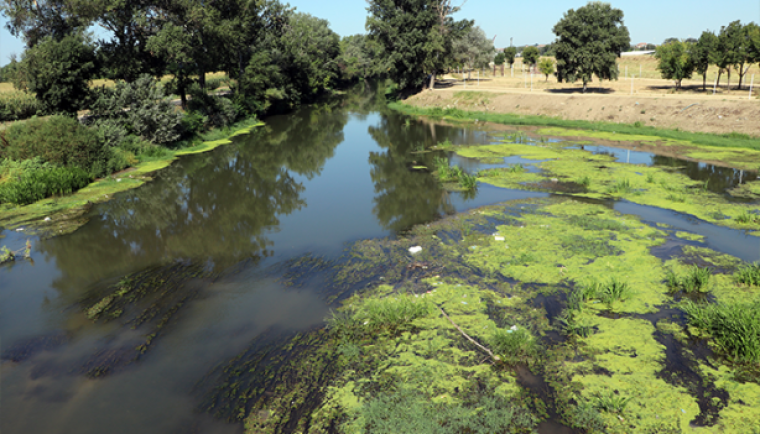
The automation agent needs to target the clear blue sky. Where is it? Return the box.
[2,0,759,66]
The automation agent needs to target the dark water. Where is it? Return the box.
[0,86,758,434]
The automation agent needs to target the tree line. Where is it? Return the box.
[656,21,760,90]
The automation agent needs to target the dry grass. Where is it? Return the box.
[451,56,757,100]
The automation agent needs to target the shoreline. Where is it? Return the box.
[0,118,264,236]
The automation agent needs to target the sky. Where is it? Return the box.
[2,0,760,66]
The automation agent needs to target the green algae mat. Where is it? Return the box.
[199,197,760,434]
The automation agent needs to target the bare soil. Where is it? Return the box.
[407,85,760,137]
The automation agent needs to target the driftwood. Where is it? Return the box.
[439,307,500,363]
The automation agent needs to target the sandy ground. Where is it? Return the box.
[408,82,760,137]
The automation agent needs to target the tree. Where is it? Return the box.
[662,37,679,45]
[503,46,517,67]
[0,0,95,47]
[522,46,539,68]
[538,57,554,81]
[716,21,744,90]
[494,52,505,76]
[366,0,471,91]
[553,1,631,93]
[655,41,694,89]
[736,23,760,89]
[691,31,718,91]
[452,26,494,80]
[13,33,98,113]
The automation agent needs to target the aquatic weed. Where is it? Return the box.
[592,391,631,414]
[489,326,538,365]
[683,300,760,364]
[457,171,478,190]
[667,266,711,293]
[734,263,760,287]
[577,176,591,187]
[508,163,526,173]
[599,278,632,306]
[736,211,760,225]
[608,178,633,194]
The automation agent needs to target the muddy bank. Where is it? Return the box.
[407,90,760,137]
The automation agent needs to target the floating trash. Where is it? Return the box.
[409,246,423,255]
[494,236,505,241]
[510,325,519,331]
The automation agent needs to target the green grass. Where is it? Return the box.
[734,263,760,287]
[489,326,538,365]
[608,178,633,194]
[457,171,478,190]
[507,163,526,173]
[389,103,760,152]
[666,266,711,293]
[599,278,632,306]
[736,211,760,225]
[683,300,760,364]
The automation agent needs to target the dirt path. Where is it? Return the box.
[407,86,760,137]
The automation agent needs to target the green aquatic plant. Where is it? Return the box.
[0,245,13,263]
[599,278,632,306]
[683,300,760,364]
[592,391,632,414]
[508,163,526,173]
[558,310,594,338]
[666,193,686,203]
[578,176,591,187]
[666,266,711,293]
[477,168,501,178]
[646,173,655,183]
[333,294,434,335]
[734,263,760,287]
[489,325,538,365]
[457,171,478,190]
[736,211,760,225]
[608,178,633,194]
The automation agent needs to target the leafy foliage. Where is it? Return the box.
[0,91,41,121]
[655,41,695,89]
[0,115,104,172]
[366,0,472,90]
[691,31,719,90]
[734,263,760,287]
[0,166,91,205]
[12,33,97,114]
[553,2,631,92]
[521,46,539,67]
[503,46,517,66]
[538,57,555,81]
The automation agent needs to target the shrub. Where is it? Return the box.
[0,166,92,205]
[188,83,239,128]
[89,75,183,145]
[666,266,711,293]
[0,91,42,121]
[457,171,478,190]
[0,116,105,173]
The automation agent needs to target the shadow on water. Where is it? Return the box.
[514,364,579,434]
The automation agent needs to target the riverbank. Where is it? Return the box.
[403,89,760,138]
[0,117,263,236]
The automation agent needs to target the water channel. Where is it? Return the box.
[1,85,758,433]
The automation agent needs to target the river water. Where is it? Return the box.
[1,85,758,434]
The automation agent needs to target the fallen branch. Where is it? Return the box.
[439,307,500,362]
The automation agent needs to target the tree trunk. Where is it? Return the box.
[429,72,436,90]
[703,73,706,92]
[583,82,587,93]
[493,65,496,76]
[727,67,731,91]
[501,64,504,77]
[199,67,206,90]
[468,68,471,80]
[717,70,723,91]
[738,63,749,90]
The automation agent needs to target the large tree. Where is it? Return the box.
[13,32,98,113]
[736,22,760,89]
[716,21,744,90]
[503,46,517,68]
[452,26,494,80]
[552,1,630,93]
[0,0,96,47]
[655,41,694,90]
[690,31,718,91]
[366,0,471,91]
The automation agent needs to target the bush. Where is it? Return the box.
[89,74,183,145]
[489,325,538,364]
[188,83,239,128]
[0,166,92,205]
[0,116,106,173]
[0,92,42,121]
[735,263,760,287]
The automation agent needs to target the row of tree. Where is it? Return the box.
[0,0,360,115]
[656,21,760,90]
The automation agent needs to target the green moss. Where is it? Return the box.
[569,317,701,433]
[674,232,705,242]
[696,363,760,433]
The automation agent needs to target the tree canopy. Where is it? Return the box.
[552,1,630,92]
[366,0,472,90]
[503,47,517,67]
[655,40,694,89]
[522,46,539,67]
[691,31,718,90]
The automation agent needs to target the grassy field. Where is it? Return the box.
[451,55,757,100]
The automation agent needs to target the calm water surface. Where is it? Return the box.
[1,87,758,434]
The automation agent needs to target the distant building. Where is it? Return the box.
[635,42,648,49]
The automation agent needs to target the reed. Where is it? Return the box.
[683,300,760,364]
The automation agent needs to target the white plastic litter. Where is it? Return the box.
[494,236,505,241]
[44,217,51,221]
[510,325,519,331]
[409,246,423,254]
